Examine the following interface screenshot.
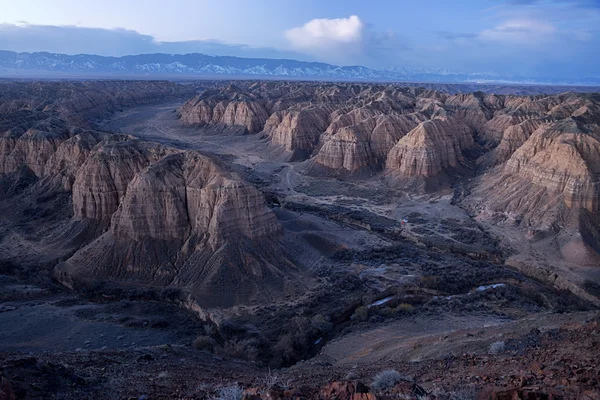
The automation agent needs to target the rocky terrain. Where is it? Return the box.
[1,80,600,399]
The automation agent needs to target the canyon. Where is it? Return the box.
[1,79,599,399]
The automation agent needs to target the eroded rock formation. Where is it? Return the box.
[0,80,290,308]
[385,117,474,180]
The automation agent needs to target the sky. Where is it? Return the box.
[0,0,599,79]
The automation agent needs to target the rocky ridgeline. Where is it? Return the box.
[0,80,196,119]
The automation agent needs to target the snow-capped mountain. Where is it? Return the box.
[0,50,598,85]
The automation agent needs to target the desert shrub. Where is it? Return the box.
[192,335,216,351]
[311,314,333,333]
[345,371,358,381]
[516,285,548,308]
[271,328,316,367]
[371,369,406,391]
[420,275,442,290]
[272,333,297,365]
[218,337,261,361]
[353,306,369,322]
[263,369,279,390]
[488,341,505,355]
[215,385,243,400]
[395,303,415,314]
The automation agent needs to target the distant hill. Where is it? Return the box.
[0,50,599,85]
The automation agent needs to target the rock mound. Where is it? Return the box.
[263,108,329,160]
[385,117,474,188]
[56,150,287,307]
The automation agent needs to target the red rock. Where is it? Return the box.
[320,381,358,399]
[320,381,373,400]
[530,362,543,375]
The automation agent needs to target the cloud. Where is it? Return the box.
[505,0,600,8]
[479,19,556,44]
[284,16,366,63]
[282,16,412,67]
[0,23,308,60]
[285,15,364,48]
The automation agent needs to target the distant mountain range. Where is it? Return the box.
[0,50,598,85]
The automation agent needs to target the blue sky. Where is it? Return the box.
[1,0,599,78]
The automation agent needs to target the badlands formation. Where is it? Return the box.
[180,83,600,241]
[1,80,600,399]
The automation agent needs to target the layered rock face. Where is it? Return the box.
[468,110,600,254]
[310,114,422,174]
[179,84,600,189]
[311,127,376,173]
[0,80,288,308]
[72,140,176,220]
[263,108,328,158]
[55,148,284,306]
[178,84,271,133]
[0,80,196,179]
[501,120,600,213]
[386,118,474,178]
[487,118,547,165]
[444,92,496,132]
[111,151,280,245]
[179,98,269,133]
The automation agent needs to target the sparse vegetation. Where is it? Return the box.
[395,303,415,314]
[488,341,505,355]
[345,371,358,381]
[192,335,216,351]
[214,385,243,400]
[262,369,279,390]
[353,306,369,322]
[371,369,407,391]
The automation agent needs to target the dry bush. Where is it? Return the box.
[395,303,415,314]
[353,306,369,322]
[214,385,243,400]
[218,337,261,361]
[371,369,405,391]
[263,369,279,390]
[192,335,216,351]
[488,341,505,355]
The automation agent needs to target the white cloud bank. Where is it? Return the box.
[284,15,365,62]
[479,19,557,45]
